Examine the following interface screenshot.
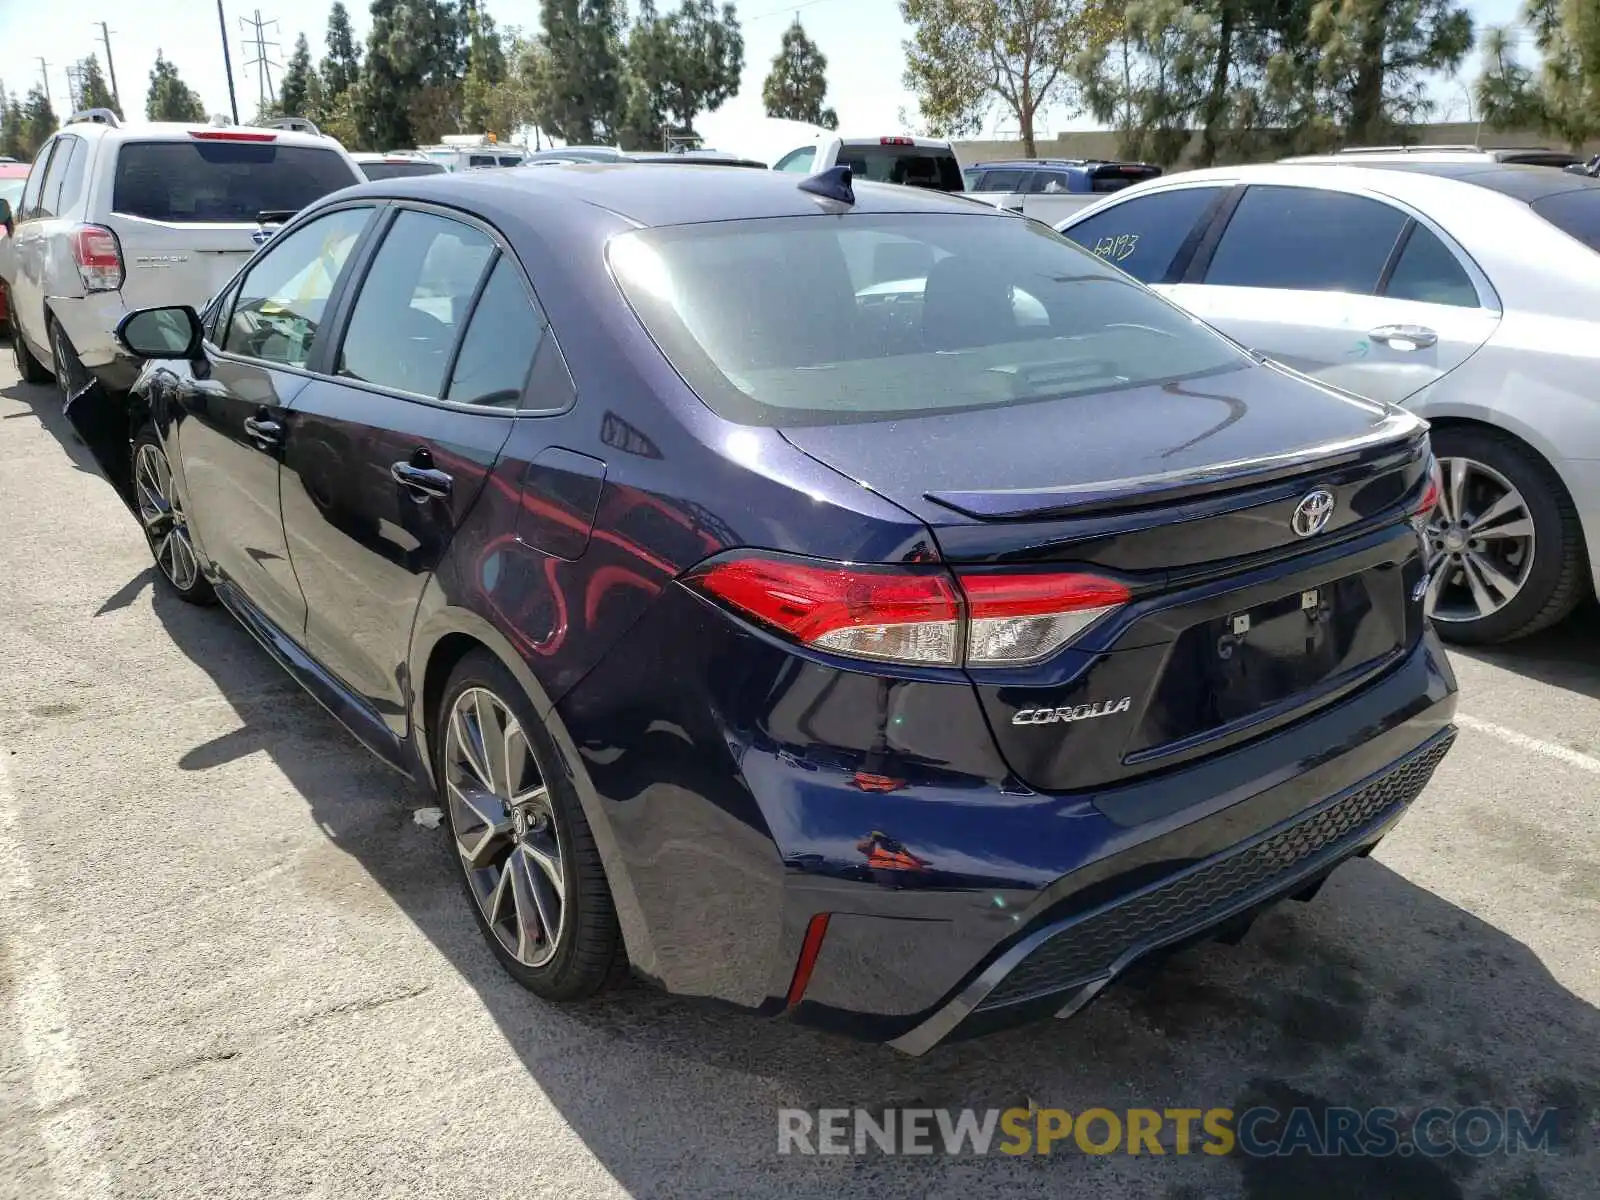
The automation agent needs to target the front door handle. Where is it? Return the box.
[243,411,283,446]
[1368,324,1438,350]
[391,460,454,500]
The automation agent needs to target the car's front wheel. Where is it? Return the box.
[436,650,626,999]
[1423,426,1588,644]
[132,425,215,604]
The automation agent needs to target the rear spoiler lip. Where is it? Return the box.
[924,409,1430,522]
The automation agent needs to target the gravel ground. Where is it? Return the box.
[1,351,1597,1200]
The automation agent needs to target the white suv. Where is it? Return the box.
[0,109,362,405]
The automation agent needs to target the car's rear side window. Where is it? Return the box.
[1204,186,1407,293]
[1530,188,1600,252]
[447,258,545,408]
[609,212,1245,426]
[112,140,357,224]
[838,145,965,192]
[1382,225,1479,307]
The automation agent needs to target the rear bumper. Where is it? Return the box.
[48,293,126,373]
[887,728,1452,1054]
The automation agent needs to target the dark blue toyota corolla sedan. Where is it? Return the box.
[114,162,1457,1053]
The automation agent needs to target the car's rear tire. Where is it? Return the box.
[435,650,626,1000]
[6,289,50,384]
[1423,425,1588,644]
[132,424,216,605]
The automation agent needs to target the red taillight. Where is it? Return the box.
[189,129,277,142]
[686,556,960,665]
[880,136,914,146]
[684,554,1128,667]
[70,225,122,292]
[786,913,831,1007]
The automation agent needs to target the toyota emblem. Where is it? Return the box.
[1291,489,1336,538]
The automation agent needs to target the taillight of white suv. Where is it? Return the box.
[70,225,123,292]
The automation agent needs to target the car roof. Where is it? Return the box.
[1107,160,1600,207]
[339,160,1002,227]
[1257,159,1600,204]
[56,117,345,152]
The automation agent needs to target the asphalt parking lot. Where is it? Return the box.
[0,350,1596,1200]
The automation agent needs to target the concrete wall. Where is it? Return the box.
[951,122,1589,167]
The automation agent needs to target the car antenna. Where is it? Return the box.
[799,164,855,205]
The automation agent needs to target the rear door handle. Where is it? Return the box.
[1368,324,1438,350]
[390,461,454,500]
[243,412,282,446]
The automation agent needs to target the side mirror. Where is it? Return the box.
[115,306,203,360]
[0,198,12,236]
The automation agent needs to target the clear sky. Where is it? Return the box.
[0,0,1532,144]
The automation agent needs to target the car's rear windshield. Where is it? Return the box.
[1091,163,1161,192]
[609,212,1246,426]
[839,144,965,192]
[1530,188,1600,251]
[360,160,445,180]
[112,140,357,223]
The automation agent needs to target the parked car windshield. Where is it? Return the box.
[1529,188,1600,252]
[112,141,357,223]
[610,211,1247,426]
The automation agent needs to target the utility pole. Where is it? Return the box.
[65,62,84,113]
[97,22,121,113]
[217,1,241,123]
[37,58,51,109]
[239,9,282,114]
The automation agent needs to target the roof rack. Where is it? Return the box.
[66,108,120,128]
[1335,144,1481,155]
[263,116,321,136]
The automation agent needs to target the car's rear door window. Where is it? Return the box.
[19,138,57,219]
[609,212,1246,426]
[112,140,357,224]
[337,209,496,397]
[1026,170,1074,194]
[222,206,372,367]
[1062,186,1228,283]
[1203,185,1407,293]
[38,135,84,218]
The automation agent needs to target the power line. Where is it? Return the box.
[741,0,843,25]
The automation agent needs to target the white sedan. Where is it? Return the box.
[1057,160,1600,643]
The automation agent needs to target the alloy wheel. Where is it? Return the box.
[51,323,77,405]
[133,442,201,592]
[443,687,566,969]
[1424,456,1536,624]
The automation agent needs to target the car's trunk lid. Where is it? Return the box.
[781,361,1433,797]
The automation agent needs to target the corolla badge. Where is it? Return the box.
[1013,697,1133,726]
[1291,488,1336,538]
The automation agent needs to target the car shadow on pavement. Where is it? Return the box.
[129,573,1600,1200]
[1447,601,1600,703]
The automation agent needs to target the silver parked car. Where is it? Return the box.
[1057,160,1600,643]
